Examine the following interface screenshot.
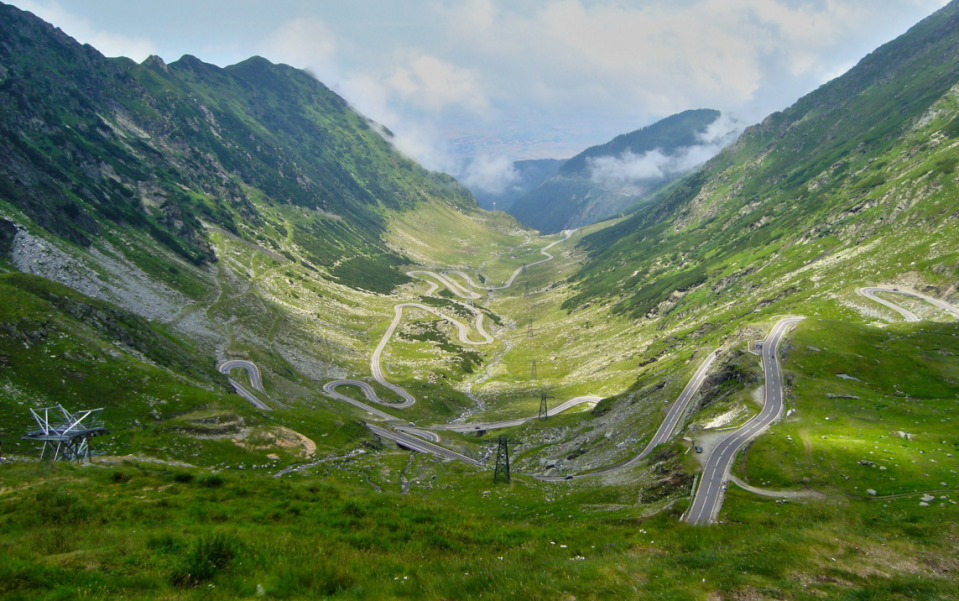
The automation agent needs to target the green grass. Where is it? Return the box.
[737,319,959,501]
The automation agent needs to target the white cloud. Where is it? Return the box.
[261,17,336,70]
[459,154,519,194]
[16,1,155,61]
[588,113,744,186]
[386,53,489,114]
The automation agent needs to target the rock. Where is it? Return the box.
[879,466,887,471]
[920,502,929,507]
[866,489,877,496]
[921,494,935,503]
[256,584,266,596]
[0,218,20,256]
[858,460,875,466]
[891,431,913,441]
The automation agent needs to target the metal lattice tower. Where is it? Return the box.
[524,279,530,298]
[22,405,109,463]
[527,317,534,338]
[467,279,474,308]
[493,436,511,484]
[529,359,537,381]
[538,389,556,421]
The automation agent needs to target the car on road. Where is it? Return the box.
[694,445,703,453]
[565,475,574,480]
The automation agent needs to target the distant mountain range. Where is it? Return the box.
[502,109,729,233]
[470,158,564,212]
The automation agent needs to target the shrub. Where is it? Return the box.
[198,474,223,488]
[173,472,194,484]
[170,533,238,587]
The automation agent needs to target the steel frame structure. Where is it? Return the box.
[22,405,109,462]
[493,436,511,484]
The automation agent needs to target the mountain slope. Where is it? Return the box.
[0,2,532,440]
[559,109,721,177]
[509,109,722,234]
[0,1,479,291]
[563,1,959,321]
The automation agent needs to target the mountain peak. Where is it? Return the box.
[142,54,168,72]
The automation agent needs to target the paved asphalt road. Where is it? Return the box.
[366,425,484,466]
[321,232,570,424]
[684,317,804,525]
[219,360,265,392]
[536,350,719,482]
[429,396,602,433]
[859,287,959,322]
[443,230,573,292]
[219,360,271,411]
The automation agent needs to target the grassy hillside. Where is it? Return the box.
[4,1,959,598]
[0,1,481,293]
[564,2,959,319]
[3,318,959,600]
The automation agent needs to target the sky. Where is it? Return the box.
[10,0,951,191]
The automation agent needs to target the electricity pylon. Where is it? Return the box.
[527,317,534,338]
[538,389,556,421]
[22,406,109,462]
[467,279,474,308]
[529,359,537,381]
[493,436,511,484]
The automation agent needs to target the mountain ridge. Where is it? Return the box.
[563,0,959,319]
[508,109,724,234]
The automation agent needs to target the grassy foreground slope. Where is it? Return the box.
[2,319,959,601]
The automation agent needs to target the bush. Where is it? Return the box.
[170,533,238,587]
[173,472,194,484]
[198,474,223,488]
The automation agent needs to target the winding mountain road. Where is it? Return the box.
[323,233,569,414]
[443,231,573,292]
[536,350,719,482]
[367,425,483,466]
[681,287,959,524]
[859,287,959,322]
[430,395,603,433]
[219,360,271,411]
[684,317,803,525]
